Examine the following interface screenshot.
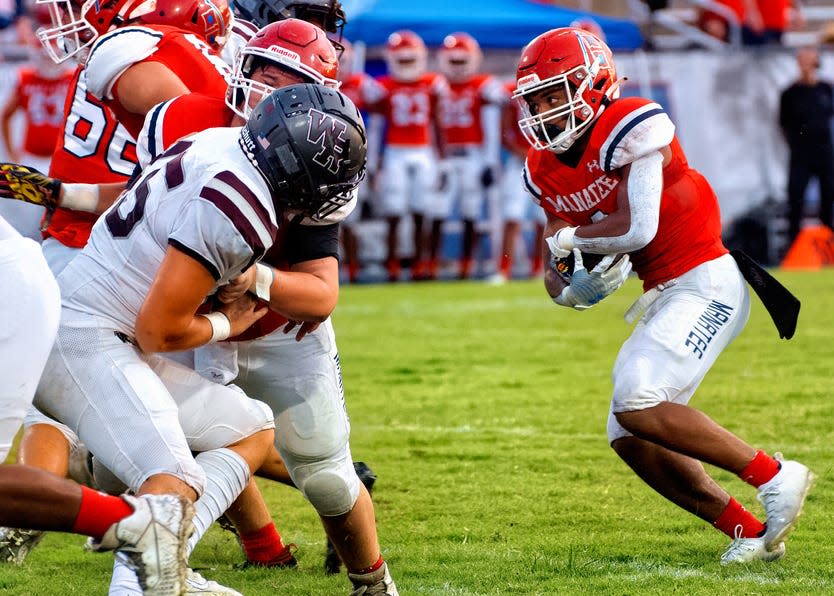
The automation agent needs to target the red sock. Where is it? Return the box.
[739,450,781,488]
[712,497,766,538]
[70,486,134,540]
[351,554,384,575]
[499,254,511,277]
[240,522,287,565]
[460,257,472,278]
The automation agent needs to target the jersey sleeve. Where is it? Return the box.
[137,94,211,168]
[521,157,543,206]
[597,100,675,172]
[85,27,163,100]
[479,75,509,105]
[168,169,278,281]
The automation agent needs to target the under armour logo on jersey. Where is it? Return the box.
[587,159,601,173]
[306,108,348,175]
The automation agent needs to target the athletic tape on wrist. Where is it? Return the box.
[60,183,99,213]
[254,263,274,302]
[200,311,231,343]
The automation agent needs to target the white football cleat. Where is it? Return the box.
[348,561,399,596]
[721,529,785,565]
[94,494,194,596]
[757,454,813,550]
[0,528,46,565]
[185,569,242,595]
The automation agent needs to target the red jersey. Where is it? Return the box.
[46,67,138,248]
[369,73,448,147]
[14,67,73,157]
[437,73,507,148]
[523,97,727,290]
[85,25,231,138]
[758,0,790,30]
[501,80,529,157]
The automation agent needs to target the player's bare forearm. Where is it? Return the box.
[265,258,339,322]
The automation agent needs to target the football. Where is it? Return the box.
[552,251,616,283]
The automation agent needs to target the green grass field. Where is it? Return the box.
[1,270,833,595]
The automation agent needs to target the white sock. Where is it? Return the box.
[108,552,142,595]
[187,448,250,555]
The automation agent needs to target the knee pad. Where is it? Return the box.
[290,454,360,517]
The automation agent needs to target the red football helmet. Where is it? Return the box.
[226,18,340,118]
[437,32,481,83]
[384,29,426,82]
[35,0,157,64]
[514,27,620,153]
[141,0,233,50]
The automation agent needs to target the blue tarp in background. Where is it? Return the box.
[341,0,644,52]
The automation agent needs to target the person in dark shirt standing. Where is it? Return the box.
[779,46,834,245]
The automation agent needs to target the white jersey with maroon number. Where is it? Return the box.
[57,126,278,334]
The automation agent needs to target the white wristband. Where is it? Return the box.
[200,311,231,343]
[254,263,274,302]
[60,183,99,213]
[555,226,577,251]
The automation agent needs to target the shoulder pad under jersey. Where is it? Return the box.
[86,26,164,100]
[595,98,675,172]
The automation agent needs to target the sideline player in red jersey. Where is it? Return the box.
[434,32,507,280]
[516,27,813,563]
[366,29,448,281]
[0,39,72,240]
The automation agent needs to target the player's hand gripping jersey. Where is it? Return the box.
[46,67,138,248]
[84,24,231,137]
[58,127,278,334]
[522,97,727,290]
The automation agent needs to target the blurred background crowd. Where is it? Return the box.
[2,0,833,283]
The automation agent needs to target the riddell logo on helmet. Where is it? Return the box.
[267,45,301,63]
[517,74,541,88]
[306,108,348,175]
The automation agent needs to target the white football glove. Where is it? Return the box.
[554,249,632,310]
[545,226,577,259]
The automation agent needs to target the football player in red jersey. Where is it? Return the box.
[517,27,812,564]
[433,32,507,280]
[366,29,448,281]
[0,47,72,240]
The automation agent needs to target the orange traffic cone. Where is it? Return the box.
[780,225,834,270]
